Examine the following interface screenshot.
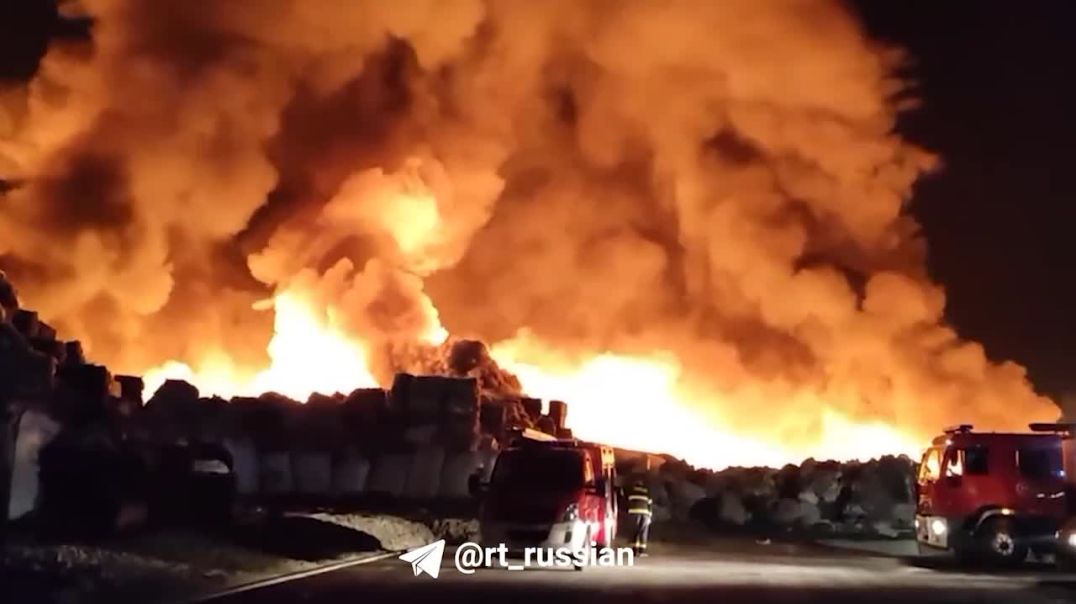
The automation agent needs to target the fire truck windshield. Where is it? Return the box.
[491,448,586,492]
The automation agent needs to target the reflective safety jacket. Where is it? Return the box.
[626,483,652,516]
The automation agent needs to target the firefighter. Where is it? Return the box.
[626,478,652,556]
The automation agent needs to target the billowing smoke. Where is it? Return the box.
[0,0,1057,453]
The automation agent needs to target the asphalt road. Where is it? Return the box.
[207,541,1076,604]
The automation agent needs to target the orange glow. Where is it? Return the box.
[144,289,380,401]
[145,287,925,469]
[491,331,923,468]
[140,163,931,469]
[8,0,1062,476]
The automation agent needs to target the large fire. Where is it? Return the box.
[145,280,924,469]
[490,332,925,467]
[2,0,1058,471]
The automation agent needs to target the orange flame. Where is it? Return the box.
[144,289,380,401]
[144,167,926,468]
[144,288,923,468]
[492,331,923,467]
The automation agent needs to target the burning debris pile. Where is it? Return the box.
[1,270,575,537]
[2,268,914,544]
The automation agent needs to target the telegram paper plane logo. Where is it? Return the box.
[399,539,446,579]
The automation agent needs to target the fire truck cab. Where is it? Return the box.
[916,424,1065,563]
[475,430,618,563]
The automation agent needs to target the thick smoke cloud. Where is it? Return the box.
[0,0,1056,448]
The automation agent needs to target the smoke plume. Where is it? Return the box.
[0,0,1056,455]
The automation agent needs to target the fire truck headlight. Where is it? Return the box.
[930,518,948,536]
[1066,532,1076,550]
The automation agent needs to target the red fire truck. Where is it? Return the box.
[916,424,1066,564]
[474,429,618,565]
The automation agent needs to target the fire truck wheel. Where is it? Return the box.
[976,517,1027,565]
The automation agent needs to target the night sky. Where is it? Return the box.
[851,0,1076,399]
[3,0,1076,399]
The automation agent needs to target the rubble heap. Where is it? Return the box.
[634,455,917,538]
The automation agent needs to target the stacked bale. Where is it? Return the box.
[333,388,385,496]
[8,409,62,521]
[405,446,445,499]
[114,375,145,418]
[39,362,148,536]
[520,398,542,424]
[220,396,277,496]
[0,278,232,532]
[548,400,568,432]
[0,270,17,314]
[442,378,480,452]
[142,380,201,443]
[0,404,18,534]
[479,398,509,441]
[38,369,525,507]
[2,266,583,522]
[333,446,371,497]
[340,388,385,454]
[367,452,411,497]
[0,274,163,536]
[291,395,346,496]
[251,395,295,495]
[440,449,482,498]
[380,374,483,499]
[1,320,56,401]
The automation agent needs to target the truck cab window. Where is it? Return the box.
[955,446,989,476]
[919,448,941,481]
[1017,445,1062,479]
[491,449,586,491]
[944,449,963,477]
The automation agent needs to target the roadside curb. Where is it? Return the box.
[177,550,400,603]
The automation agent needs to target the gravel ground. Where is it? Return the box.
[0,511,429,603]
[303,512,436,551]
